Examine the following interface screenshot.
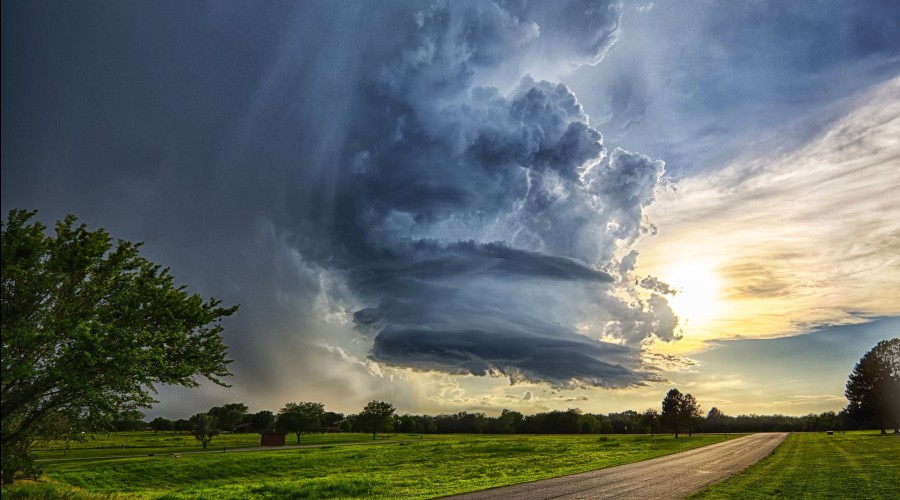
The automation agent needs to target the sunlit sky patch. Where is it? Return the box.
[3,0,898,418]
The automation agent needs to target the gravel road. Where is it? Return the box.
[444,432,788,500]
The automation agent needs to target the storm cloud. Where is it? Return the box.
[254,0,680,388]
[0,0,681,405]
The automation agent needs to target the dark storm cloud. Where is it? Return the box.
[278,0,679,387]
[349,240,613,293]
[371,325,661,388]
[2,0,680,396]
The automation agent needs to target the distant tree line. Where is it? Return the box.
[109,340,900,450]
[123,390,891,452]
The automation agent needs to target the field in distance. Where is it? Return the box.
[10,432,727,499]
[31,431,373,460]
[691,431,898,499]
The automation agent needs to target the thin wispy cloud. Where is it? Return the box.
[639,77,900,346]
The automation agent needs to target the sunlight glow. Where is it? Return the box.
[664,260,722,328]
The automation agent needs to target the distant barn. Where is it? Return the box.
[260,431,286,446]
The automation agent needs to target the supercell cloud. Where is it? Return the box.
[279,0,678,388]
[1,0,680,396]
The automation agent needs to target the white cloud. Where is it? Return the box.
[639,77,900,348]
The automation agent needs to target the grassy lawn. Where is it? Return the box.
[692,431,900,499]
[32,431,379,460]
[9,433,727,499]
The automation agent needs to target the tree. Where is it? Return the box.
[113,410,146,431]
[173,419,192,433]
[845,338,900,434]
[682,393,702,437]
[208,403,248,432]
[357,400,395,440]
[661,388,684,438]
[661,388,700,438]
[706,407,728,435]
[323,411,345,429]
[1,209,238,483]
[189,413,219,449]
[706,406,725,421]
[496,409,523,434]
[276,402,325,443]
[250,411,276,433]
[578,414,602,434]
[641,408,660,436]
[149,417,174,432]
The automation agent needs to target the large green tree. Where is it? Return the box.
[276,402,325,443]
[208,402,248,432]
[845,338,900,434]
[1,209,238,483]
[660,388,701,438]
[357,400,395,440]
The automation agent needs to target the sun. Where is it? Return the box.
[663,260,722,327]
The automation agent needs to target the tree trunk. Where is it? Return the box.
[372,431,376,440]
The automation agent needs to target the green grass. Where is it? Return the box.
[8,433,727,499]
[32,431,381,460]
[692,431,900,499]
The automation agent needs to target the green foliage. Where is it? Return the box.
[1,209,237,483]
[845,338,900,434]
[682,393,702,436]
[208,403,248,432]
[322,411,344,429]
[190,413,219,449]
[276,402,325,443]
[111,409,145,432]
[661,388,702,438]
[692,431,900,499]
[250,410,276,433]
[31,430,370,460]
[496,409,523,434]
[641,408,660,435]
[13,433,728,498]
[150,416,174,432]
[357,400,395,440]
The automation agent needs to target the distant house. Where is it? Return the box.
[260,431,286,446]
[234,422,255,433]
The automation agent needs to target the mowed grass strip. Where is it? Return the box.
[11,434,727,499]
[691,431,900,500]
[32,431,378,460]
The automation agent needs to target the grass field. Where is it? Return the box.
[31,431,374,460]
[692,431,900,499]
[8,432,727,499]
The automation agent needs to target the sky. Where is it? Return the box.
[3,0,899,419]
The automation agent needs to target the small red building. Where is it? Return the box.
[260,431,286,446]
